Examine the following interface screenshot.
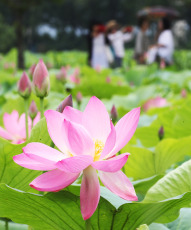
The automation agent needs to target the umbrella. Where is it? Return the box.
[137,6,180,19]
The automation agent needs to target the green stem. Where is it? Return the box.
[85,218,91,230]
[24,98,29,140]
[40,97,44,119]
[5,219,8,230]
[50,141,55,148]
[31,119,34,129]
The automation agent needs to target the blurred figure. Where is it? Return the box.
[106,20,134,68]
[172,20,190,47]
[157,17,174,65]
[87,21,108,69]
[147,17,174,66]
[134,17,150,64]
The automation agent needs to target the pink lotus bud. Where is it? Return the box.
[74,67,80,76]
[18,72,32,98]
[33,59,50,98]
[56,95,73,113]
[29,64,36,76]
[106,76,111,83]
[56,67,67,82]
[160,60,166,69]
[181,89,187,98]
[110,105,118,122]
[70,75,80,85]
[158,126,164,140]
[29,100,38,120]
[76,92,82,105]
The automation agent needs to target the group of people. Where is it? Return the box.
[87,17,174,69]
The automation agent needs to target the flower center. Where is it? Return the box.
[94,140,104,161]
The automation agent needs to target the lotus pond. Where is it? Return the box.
[0,49,191,230]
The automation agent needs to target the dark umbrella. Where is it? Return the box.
[137,6,180,19]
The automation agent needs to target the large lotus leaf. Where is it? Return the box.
[144,159,191,203]
[122,136,191,180]
[149,208,191,230]
[0,184,191,230]
[136,98,191,147]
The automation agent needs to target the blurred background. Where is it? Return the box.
[0,0,191,69]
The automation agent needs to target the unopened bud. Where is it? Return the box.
[56,67,67,82]
[29,100,38,120]
[76,92,82,105]
[29,64,36,76]
[33,59,50,98]
[158,126,164,140]
[56,95,73,113]
[181,89,187,98]
[106,76,111,83]
[111,105,118,122]
[18,72,32,98]
[160,60,166,69]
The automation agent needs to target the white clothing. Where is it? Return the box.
[147,47,158,64]
[91,34,109,69]
[158,30,174,63]
[108,31,133,58]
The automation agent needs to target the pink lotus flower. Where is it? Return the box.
[70,74,80,85]
[143,96,167,112]
[33,59,50,98]
[13,96,140,219]
[0,111,40,144]
[18,72,32,98]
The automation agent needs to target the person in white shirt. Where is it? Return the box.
[147,18,174,66]
[107,20,134,68]
[91,24,109,69]
[157,18,174,65]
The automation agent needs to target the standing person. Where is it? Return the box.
[90,24,109,69]
[147,17,174,66]
[106,20,134,68]
[157,17,174,66]
[134,17,150,64]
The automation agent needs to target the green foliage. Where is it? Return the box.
[144,160,191,203]
[0,184,190,230]
[0,49,191,229]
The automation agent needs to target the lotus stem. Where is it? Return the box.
[5,218,8,230]
[24,98,29,140]
[85,218,91,230]
[40,97,44,119]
